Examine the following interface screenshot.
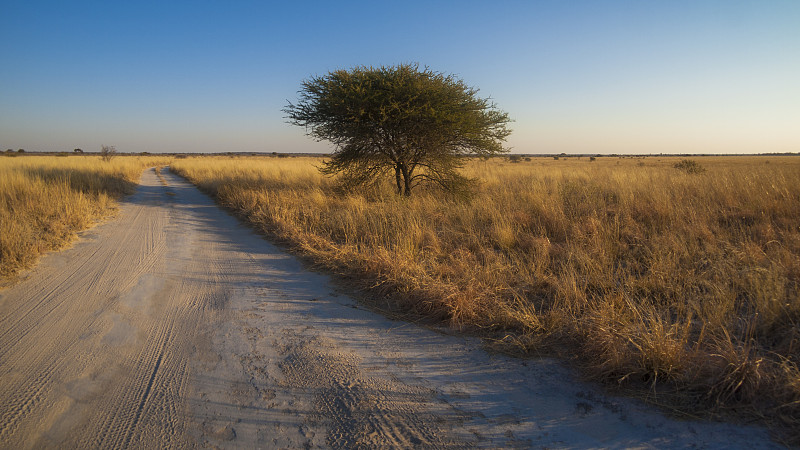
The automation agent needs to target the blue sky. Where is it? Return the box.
[1,0,798,154]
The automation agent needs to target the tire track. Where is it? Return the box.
[0,355,63,443]
[119,325,172,449]
[0,205,166,362]
[90,307,178,449]
[275,333,454,449]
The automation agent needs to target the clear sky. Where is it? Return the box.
[1,0,798,154]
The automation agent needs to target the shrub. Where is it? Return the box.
[674,159,706,174]
[100,145,117,162]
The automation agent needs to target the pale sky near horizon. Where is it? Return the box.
[1,1,798,154]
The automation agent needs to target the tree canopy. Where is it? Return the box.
[284,64,512,196]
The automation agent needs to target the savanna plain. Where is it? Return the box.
[2,153,799,445]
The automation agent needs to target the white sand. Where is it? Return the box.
[0,168,779,448]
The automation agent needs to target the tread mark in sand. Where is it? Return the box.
[92,317,175,449]
[0,356,63,442]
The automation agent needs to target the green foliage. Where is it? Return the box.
[674,159,706,174]
[285,63,512,196]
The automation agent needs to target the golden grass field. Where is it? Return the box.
[0,154,172,281]
[171,154,800,439]
[2,153,798,440]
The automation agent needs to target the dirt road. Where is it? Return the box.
[0,168,779,448]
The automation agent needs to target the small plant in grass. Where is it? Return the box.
[674,159,706,174]
[100,145,117,162]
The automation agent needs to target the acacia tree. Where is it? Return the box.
[284,64,512,196]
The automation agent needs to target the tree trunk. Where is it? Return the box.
[400,164,412,196]
[395,164,403,194]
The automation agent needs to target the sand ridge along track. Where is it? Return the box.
[0,167,780,449]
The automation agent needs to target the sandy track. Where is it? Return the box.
[0,168,780,449]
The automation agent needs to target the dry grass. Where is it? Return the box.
[0,154,172,282]
[172,154,800,441]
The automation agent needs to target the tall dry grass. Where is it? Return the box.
[172,155,800,440]
[0,154,172,282]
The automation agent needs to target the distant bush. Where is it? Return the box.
[100,145,117,162]
[674,159,706,174]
